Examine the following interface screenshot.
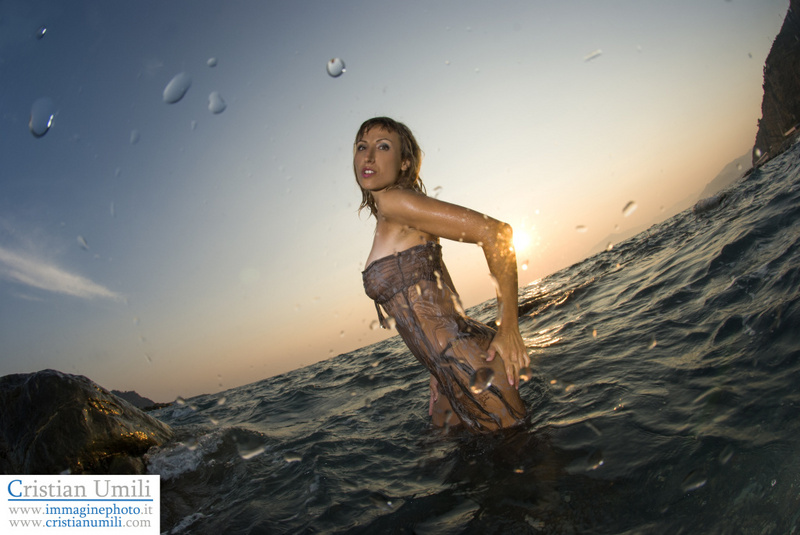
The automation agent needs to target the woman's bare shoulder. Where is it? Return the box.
[376,188,444,217]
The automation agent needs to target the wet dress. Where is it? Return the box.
[362,241,526,433]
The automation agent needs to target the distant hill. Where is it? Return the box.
[111,389,156,409]
[697,152,751,200]
[585,151,751,259]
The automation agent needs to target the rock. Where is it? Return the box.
[0,369,173,474]
[753,0,800,166]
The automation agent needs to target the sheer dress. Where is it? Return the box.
[362,241,526,433]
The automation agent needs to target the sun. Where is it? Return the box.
[512,229,531,252]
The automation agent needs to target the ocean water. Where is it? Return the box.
[149,141,800,534]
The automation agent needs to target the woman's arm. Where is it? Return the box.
[376,189,530,386]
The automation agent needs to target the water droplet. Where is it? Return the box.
[208,417,218,425]
[592,329,598,338]
[163,72,192,104]
[238,441,267,460]
[585,421,603,437]
[208,91,226,114]
[584,49,603,62]
[175,396,187,405]
[35,26,47,40]
[605,242,614,251]
[521,260,529,271]
[29,97,56,138]
[368,492,395,511]
[576,225,588,233]
[326,57,346,77]
[433,185,443,198]
[216,396,226,406]
[207,57,218,67]
[183,437,200,451]
[754,148,762,158]
[284,453,302,463]
[191,120,198,130]
[130,129,140,145]
[718,445,734,465]
[469,367,494,394]
[587,449,604,470]
[771,479,777,487]
[519,367,533,382]
[109,202,115,217]
[648,337,657,349]
[622,201,637,217]
[680,469,707,493]
[77,235,89,250]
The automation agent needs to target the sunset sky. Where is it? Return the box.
[0,0,789,401]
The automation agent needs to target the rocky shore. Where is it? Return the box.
[0,370,173,474]
[753,0,800,166]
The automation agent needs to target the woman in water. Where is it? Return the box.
[357,117,528,433]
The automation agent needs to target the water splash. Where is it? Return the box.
[469,367,494,394]
[326,58,346,77]
[163,72,192,104]
[29,97,56,137]
[208,91,226,114]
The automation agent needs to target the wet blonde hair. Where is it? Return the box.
[354,117,425,218]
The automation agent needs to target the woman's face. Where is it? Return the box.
[354,127,409,192]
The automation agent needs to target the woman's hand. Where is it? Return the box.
[487,325,530,388]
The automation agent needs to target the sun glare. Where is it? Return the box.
[513,229,532,252]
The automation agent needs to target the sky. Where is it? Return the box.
[0,0,790,402]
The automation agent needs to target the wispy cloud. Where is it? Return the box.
[0,246,123,301]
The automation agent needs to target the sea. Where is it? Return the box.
[148,140,800,535]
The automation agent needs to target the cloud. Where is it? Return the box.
[0,246,123,301]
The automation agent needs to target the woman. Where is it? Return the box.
[357,117,528,433]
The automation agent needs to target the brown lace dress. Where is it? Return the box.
[362,241,526,433]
